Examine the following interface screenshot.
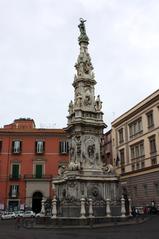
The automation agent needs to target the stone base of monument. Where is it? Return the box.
[59,201,110,217]
[35,215,131,228]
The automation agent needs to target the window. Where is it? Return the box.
[151,157,157,165]
[141,161,145,168]
[119,149,125,165]
[143,184,148,196]
[136,162,140,170]
[35,141,45,154]
[11,164,19,179]
[35,164,43,178]
[59,141,69,154]
[154,183,159,196]
[149,136,156,154]
[0,141,2,153]
[130,141,145,159]
[118,128,124,144]
[9,185,19,198]
[134,186,138,196]
[146,111,154,128]
[129,118,143,138]
[12,140,21,154]
[132,164,135,171]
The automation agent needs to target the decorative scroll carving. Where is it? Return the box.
[103,164,115,174]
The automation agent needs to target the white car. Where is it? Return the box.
[1,212,16,220]
[23,211,35,218]
[14,210,24,218]
[35,212,45,218]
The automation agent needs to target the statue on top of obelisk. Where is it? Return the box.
[78,18,89,44]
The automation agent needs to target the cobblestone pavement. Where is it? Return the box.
[0,216,158,239]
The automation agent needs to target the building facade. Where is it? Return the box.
[0,118,68,212]
[112,90,159,207]
[101,130,113,165]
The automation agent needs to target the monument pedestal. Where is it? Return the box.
[53,169,118,217]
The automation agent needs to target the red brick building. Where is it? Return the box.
[0,118,68,212]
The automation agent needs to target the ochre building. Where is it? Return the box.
[112,89,159,207]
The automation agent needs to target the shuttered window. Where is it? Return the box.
[59,141,69,154]
[35,164,43,178]
[12,140,22,154]
[12,164,19,179]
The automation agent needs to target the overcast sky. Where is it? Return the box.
[0,0,159,130]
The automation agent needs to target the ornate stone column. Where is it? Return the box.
[121,195,126,217]
[106,198,111,217]
[80,197,86,218]
[40,198,45,215]
[128,198,132,216]
[52,197,57,218]
[88,198,94,218]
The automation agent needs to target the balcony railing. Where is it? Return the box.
[9,192,19,199]
[24,174,52,180]
[9,175,21,180]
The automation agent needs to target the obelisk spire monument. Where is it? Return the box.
[66,19,106,171]
[53,20,118,214]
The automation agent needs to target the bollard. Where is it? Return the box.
[52,197,57,219]
[121,195,126,217]
[80,197,86,218]
[88,198,94,218]
[106,198,111,217]
[128,198,132,217]
[40,198,45,215]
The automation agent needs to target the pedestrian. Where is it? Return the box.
[15,215,21,230]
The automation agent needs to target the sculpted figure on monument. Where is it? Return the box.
[87,144,95,159]
[68,143,81,171]
[84,88,92,106]
[78,18,89,44]
[83,59,92,74]
[69,145,75,160]
[75,62,84,77]
[75,92,82,108]
[95,95,102,111]
[68,100,74,114]
[78,18,87,35]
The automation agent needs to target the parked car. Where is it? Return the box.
[35,212,45,218]
[14,210,24,218]
[23,211,35,218]
[1,211,16,220]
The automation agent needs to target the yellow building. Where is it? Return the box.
[112,89,159,207]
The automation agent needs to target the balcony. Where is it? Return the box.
[9,175,21,180]
[9,191,19,199]
[24,174,52,181]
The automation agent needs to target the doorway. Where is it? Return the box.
[32,191,43,213]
